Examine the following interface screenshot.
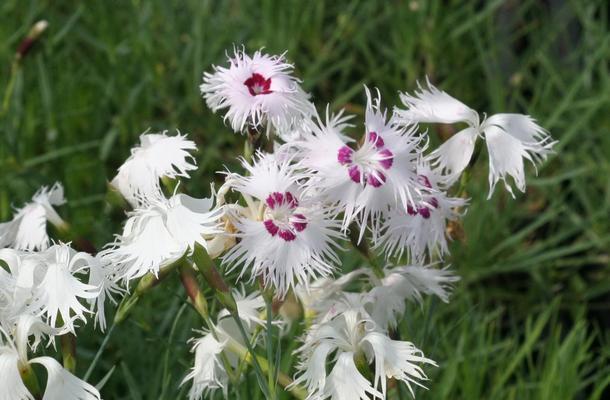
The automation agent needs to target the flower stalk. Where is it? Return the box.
[114,256,185,324]
[19,362,42,399]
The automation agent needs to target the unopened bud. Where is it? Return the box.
[17,20,48,59]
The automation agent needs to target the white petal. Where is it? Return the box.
[395,79,479,125]
[104,212,183,281]
[362,332,436,397]
[0,205,49,251]
[427,127,478,184]
[86,255,125,332]
[377,181,466,263]
[164,194,223,251]
[482,113,556,197]
[37,245,98,332]
[101,193,222,282]
[216,289,265,329]
[324,352,382,400]
[291,341,336,396]
[14,314,63,362]
[386,265,460,304]
[30,356,100,400]
[182,333,228,400]
[228,153,300,201]
[110,131,197,205]
[0,346,33,400]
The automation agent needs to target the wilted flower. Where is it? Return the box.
[0,183,66,251]
[394,80,556,197]
[201,48,313,136]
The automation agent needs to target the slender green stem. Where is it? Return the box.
[224,336,307,400]
[231,313,271,398]
[264,293,278,400]
[178,263,238,384]
[1,61,18,116]
[191,244,272,397]
[84,323,116,381]
[191,244,236,312]
[114,256,184,324]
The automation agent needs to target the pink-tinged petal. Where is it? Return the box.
[368,131,384,148]
[348,165,362,183]
[264,219,279,236]
[337,146,353,165]
[291,213,308,232]
[273,192,284,205]
[417,207,431,219]
[418,174,432,188]
[367,171,386,188]
[285,191,298,208]
[278,229,296,241]
[378,148,394,169]
[265,194,276,209]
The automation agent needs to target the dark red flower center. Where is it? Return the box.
[406,175,438,219]
[244,73,272,96]
[337,131,394,188]
[263,191,307,241]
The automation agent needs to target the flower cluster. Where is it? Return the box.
[0,47,555,399]
[0,242,110,399]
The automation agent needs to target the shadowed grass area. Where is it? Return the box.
[1,0,609,398]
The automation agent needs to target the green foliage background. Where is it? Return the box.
[1,1,609,399]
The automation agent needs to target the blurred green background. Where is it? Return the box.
[1,0,609,399]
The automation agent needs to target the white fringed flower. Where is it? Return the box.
[0,316,100,400]
[377,165,466,262]
[183,289,266,399]
[86,254,125,332]
[0,247,102,335]
[368,265,459,329]
[183,333,228,400]
[293,89,423,240]
[110,131,197,206]
[394,80,556,197]
[201,48,313,136]
[222,153,342,297]
[292,307,435,399]
[101,193,222,282]
[37,244,99,333]
[0,183,66,251]
[294,268,377,323]
[0,249,42,324]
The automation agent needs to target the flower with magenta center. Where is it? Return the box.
[290,88,424,240]
[223,153,342,297]
[201,48,313,136]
